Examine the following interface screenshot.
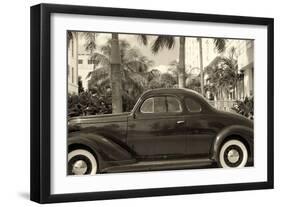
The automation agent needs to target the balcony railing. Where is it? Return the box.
[208,100,236,112]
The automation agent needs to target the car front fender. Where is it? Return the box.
[211,125,254,162]
[68,132,136,170]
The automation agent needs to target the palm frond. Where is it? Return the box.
[123,48,141,61]
[213,38,226,53]
[229,46,236,59]
[124,59,151,73]
[97,77,110,88]
[151,36,175,54]
[86,71,93,79]
[100,44,111,57]
[82,32,97,53]
[119,40,131,51]
[90,52,110,67]
[138,35,148,45]
[145,69,161,81]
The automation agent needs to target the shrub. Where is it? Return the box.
[68,91,112,117]
[231,96,254,120]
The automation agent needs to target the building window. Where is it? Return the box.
[88,59,94,64]
[71,39,74,57]
[78,59,83,64]
[72,67,74,83]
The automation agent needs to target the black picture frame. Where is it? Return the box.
[30,3,274,204]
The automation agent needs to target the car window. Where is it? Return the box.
[153,97,166,113]
[140,97,166,113]
[185,98,202,112]
[140,96,182,113]
[140,97,154,113]
[167,97,182,112]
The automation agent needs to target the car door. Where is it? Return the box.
[127,95,187,158]
[184,97,217,158]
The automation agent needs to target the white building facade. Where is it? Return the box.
[185,37,254,101]
[77,53,93,90]
[67,32,97,92]
[234,40,254,98]
[220,39,254,100]
[67,32,79,95]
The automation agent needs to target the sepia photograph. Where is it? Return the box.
[67,31,254,176]
[30,3,274,203]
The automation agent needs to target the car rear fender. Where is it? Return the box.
[211,125,254,162]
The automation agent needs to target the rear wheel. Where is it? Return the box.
[219,139,248,168]
[68,149,98,175]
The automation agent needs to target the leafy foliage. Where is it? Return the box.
[69,33,181,116]
[151,35,175,54]
[69,32,247,117]
[231,96,254,119]
[82,32,97,53]
[213,38,226,53]
[186,76,201,93]
[86,39,157,112]
[78,76,84,94]
[205,56,240,99]
[68,91,112,117]
[68,38,181,115]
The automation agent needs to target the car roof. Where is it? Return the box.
[141,88,203,98]
[132,88,215,113]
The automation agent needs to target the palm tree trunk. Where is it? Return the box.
[198,38,204,95]
[178,37,185,88]
[110,33,123,113]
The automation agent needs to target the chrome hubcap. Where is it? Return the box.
[227,149,240,163]
[72,160,88,175]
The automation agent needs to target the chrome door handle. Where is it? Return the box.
[176,120,185,124]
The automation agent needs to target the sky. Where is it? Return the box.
[78,32,180,73]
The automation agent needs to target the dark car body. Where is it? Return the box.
[68,88,253,173]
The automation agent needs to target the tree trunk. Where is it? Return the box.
[110,33,123,113]
[198,38,204,96]
[178,37,185,88]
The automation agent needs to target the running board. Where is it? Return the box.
[102,158,214,173]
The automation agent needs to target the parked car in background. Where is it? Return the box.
[67,88,253,175]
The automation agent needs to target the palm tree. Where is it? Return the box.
[147,70,177,89]
[198,38,204,95]
[84,33,148,114]
[198,38,226,96]
[83,32,97,53]
[86,39,154,112]
[205,56,238,100]
[110,33,123,113]
[151,35,186,88]
[178,37,186,88]
[82,32,128,114]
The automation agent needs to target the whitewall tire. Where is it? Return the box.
[68,149,98,175]
[219,139,248,168]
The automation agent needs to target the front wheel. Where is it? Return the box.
[219,139,248,168]
[68,149,98,175]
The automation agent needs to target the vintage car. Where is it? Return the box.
[68,88,253,175]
